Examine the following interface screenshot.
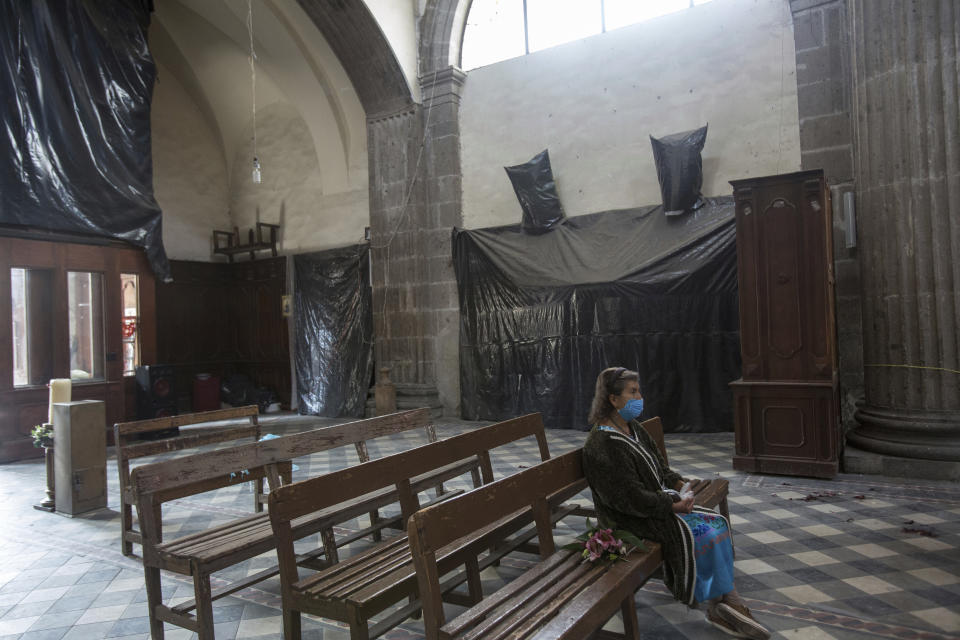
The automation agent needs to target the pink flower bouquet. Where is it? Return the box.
[562,518,646,564]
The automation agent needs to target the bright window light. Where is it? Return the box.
[526,0,601,54]
[461,0,526,71]
[604,0,692,31]
[68,271,105,381]
[461,0,715,71]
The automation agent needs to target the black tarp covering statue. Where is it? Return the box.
[454,198,741,432]
[650,125,708,216]
[0,0,171,280]
[504,149,566,233]
[294,244,373,417]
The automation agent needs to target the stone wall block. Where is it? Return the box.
[428,119,459,139]
[426,281,459,311]
[793,8,824,51]
[418,309,440,336]
[795,44,843,87]
[426,137,461,182]
[789,0,837,12]
[423,101,459,127]
[429,201,461,229]
[799,113,851,151]
[797,78,846,118]
[832,257,861,295]
[423,228,455,253]
[427,255,455,284]
[801,147,853,182]
[835,293,862,335]
[435,174,462,205]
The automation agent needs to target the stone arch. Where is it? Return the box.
[420,0,473,76]
[296,0,412,116]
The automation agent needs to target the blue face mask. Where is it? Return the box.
[618,398,644,422]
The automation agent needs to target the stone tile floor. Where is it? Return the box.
[0,415,958,640]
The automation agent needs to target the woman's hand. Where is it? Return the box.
[672,494,694,514]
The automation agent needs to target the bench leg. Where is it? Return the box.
[322,529,339,565]
[465,556,483,605]
[193,572,215,640]
[469,466,481,489]
[719,495,730,527]
[143,565,164,640]
[121,502,134,556]
[282,607,301,640]
[620,593,640,640]
[254,477,264,513]
[348,609,370,640]
[368,509,383,542]
[719,494,734,558]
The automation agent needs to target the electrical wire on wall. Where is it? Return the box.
[247,0,261,184]
[369,68,441,338]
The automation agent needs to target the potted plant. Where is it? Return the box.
[31,424,55,511]
[31,423,54,449]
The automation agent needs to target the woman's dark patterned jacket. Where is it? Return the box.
[582,421,699,604]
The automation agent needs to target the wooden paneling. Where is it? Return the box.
[0,236,156,462]
[734,175,836,382]
[729,170,840,478]
[731,380,839,478]
[156,258,289,411]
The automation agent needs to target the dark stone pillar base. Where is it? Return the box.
[847,404,960,463]
[365,383,443,419]
[843,443,960,482]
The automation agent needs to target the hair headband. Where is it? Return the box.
[608,367,626,391]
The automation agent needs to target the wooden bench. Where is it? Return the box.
[406,418,732,640]
[409,448,658,640]
[130,408,458,640]
[115,406,264,556]
[639,416,730,522]
[268,412,575,640]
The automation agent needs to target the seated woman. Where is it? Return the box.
[582,366,770,640]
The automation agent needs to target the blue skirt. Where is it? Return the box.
[679,511,734,603]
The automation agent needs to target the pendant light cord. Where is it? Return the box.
[247,0,257,162]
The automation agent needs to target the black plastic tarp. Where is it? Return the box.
[454,197,741,432]
[650,125,708,216]
[504,149,565,233]
[0,0,171,280]
[294,244,373,417]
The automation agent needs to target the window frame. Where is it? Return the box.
[461,0,705,70]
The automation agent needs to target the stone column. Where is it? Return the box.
[845,0,960,471]
[420,67,466,415]
[366,67,466,416]
[367,106,438,412]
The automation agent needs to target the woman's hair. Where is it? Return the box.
[587,366,640,426]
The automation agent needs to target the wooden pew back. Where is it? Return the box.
[131,407,433,504]
[114,405,262,555]
[268,412,549,526]
[407,449,589,639]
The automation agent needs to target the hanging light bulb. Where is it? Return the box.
[252,156,262,184]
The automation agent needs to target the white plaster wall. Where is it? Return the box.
[150,0,371,261]
[152,63,231,261]
[229,102,368,254]
[460,0,802,229]
[364,0,420,102]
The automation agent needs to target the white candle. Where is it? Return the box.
[48,379,71,424]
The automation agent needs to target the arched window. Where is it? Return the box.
[461,0,716,71]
